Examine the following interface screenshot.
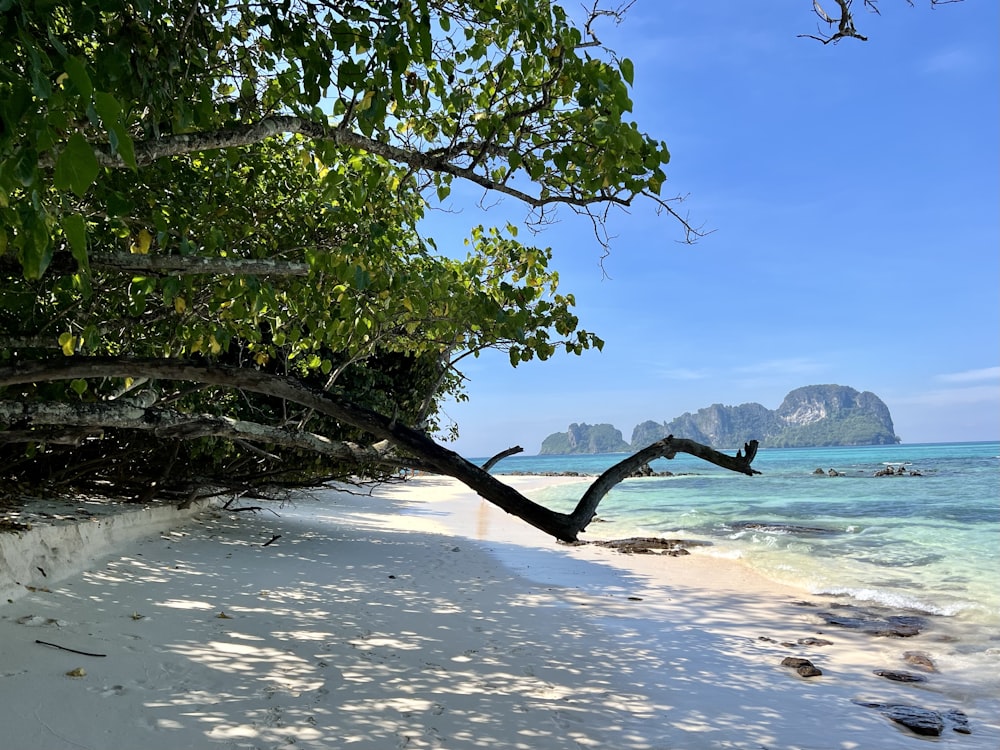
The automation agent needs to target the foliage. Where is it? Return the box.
[0,0,671,496]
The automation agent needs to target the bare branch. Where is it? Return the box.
[89,253,310,277]
[801,0,963,44]
[0,357,759,541]
[479,445,524,472]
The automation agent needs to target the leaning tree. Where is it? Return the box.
[0,0,947,540]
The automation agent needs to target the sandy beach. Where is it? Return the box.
[2,475,997,749]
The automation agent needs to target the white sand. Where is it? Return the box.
[1,475,997,749]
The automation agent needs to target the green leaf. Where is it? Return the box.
[93,91,137,169]
[64,56,93,99]
[21,218,53,280]
[54,132,100,197]
[62,213,89,271]
[12,148,38,186]
[620,57,634,86]
[70,378,89,395]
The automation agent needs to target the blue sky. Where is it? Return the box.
[425,1,999,457]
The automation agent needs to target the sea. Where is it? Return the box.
[476,441,1000,662]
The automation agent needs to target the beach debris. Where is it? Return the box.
[17,615,65,627]
[130,611,145,621]
[853,701,972,737]
[36,639,107,657]
[627,596,643,601]
[902,650,937,672]
[781,657,822,677]
[814,604,926,637]
[262,534,281,547]
[215,611,233,619]
[593,537,705,555]
[873,669,927,683]
[65,667,87,678]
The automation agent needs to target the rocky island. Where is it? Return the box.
[540,384,899,454]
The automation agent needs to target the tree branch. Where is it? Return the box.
[89,253,310,277]
[480,445,524,472]
[0,357,759,541]
[0,400,403,468]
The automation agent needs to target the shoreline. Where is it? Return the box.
[1,475,996,748]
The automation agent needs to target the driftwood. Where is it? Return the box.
[0,357,761,542]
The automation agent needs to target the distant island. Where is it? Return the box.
[539,384,900,454]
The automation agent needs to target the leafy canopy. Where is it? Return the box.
[0,0,672,493]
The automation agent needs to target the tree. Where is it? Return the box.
[801,0,962,44]
[0,1,944,540]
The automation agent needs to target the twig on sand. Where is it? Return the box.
[35,640,107,657]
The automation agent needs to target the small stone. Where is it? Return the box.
[782,657,822,676]
[781,657,813,668]
[944,709,972,734]
[873,669,927,683]
[903,651,937,672]
[798,637,833,646]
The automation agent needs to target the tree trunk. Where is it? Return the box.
[0,357,759,542]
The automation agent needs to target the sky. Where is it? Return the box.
[423,1,1000,457]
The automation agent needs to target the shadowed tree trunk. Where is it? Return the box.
[0,357,759,542]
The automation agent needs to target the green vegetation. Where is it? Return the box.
[540,423,630,454]
[0,0,677,499]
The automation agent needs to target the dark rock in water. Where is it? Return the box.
[854,702,972,737]
[593,537,708,555]
[731,521,835,535]
[816,604,927,637]
[781,657,822,677]
[827,468,842,476]
[874,669,927,683]
[813,467,825,474]
[944,710,972,734]
[854,702,944,736]
[781,657,813,668]
[798,637,834,646]
[903,651,938,672]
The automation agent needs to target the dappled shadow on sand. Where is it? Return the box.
[4,487,983,750]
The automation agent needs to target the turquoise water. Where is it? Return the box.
[480,442,1000,651]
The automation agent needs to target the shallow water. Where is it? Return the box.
[482,442,1000,659]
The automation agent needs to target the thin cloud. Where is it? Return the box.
[894,385,1000,408]
[735,358,826,376]
[935,367,1000,384]
[921,47,978,75]
[660,367,711,381]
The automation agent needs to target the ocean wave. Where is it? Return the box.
[812,586,966,617]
